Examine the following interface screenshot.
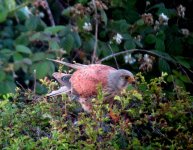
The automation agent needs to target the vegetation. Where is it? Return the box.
[1,73,193,149]
[0,0,193,149]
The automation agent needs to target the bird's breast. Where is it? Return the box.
[70,64,116,98]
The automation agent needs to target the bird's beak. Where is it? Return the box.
[128,76,136,85]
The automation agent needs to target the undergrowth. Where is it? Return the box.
[0,73,193,149]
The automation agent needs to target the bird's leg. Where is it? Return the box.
[78,98,92,112]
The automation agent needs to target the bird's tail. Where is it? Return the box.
[46,86,71,97]
[47,58,86,70]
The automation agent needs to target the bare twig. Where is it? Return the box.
[98,49,177,64]
[108,44,119,69]
[33,70,37,94]
[91,0,99,63]
[44,0,55,26]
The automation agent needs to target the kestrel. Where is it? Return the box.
[47,59,135,112]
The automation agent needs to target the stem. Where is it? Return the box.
[91,0,98,63]
[98,49,177,64]
[44,0,55,26]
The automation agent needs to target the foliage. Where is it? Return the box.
[0,0,193,93]
[0,73,193,149]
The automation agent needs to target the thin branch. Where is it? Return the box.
[98,49,193,85]
[44,0,55,26]
[33,70,37,94]
[108,44,119,69]
[98,49,177,64]
[91,0,99,63]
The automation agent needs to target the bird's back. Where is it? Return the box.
[70,64,116,98]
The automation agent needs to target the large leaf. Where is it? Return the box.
[109,20,130,33]
[71,32,82,48]
[15,33,30,45]
[13,52,23,62]
[60,34,74,53]
[0,70,6,81]
[44,26,66,34]
[155,39,165,51]
[158,58,171,73]
[30,32,51,42]
[0,5,8,23]
[100,9,107,26]
[25,16,40,31]
[31,52,46,62]
[175,56,191,69]
[0,81,16,94]
[124,40,136,49]
[16,45,32,54]
[30,61,54,79]
[145,34,156,44]
[49,40,60,50]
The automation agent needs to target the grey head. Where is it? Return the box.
[107,69,135,92]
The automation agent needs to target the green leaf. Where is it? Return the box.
[49,40,60,50]
[109,20,130,33]
[151,50,176,63]
[44,26,65,34]
[100,9,107,26]
[15,33,30,45]
[136,19,144,26]
[0,70,6,81]
[31,52,46,62]
[60,34,74,53]
[30,61,54,79]
[175,56,191,69]
[145,34,156,44]
[158,58,171,72]
[30,32,51,42]
[0,49,13,58]
[124,40,136,49]
[16,45,32,54]
[4,0,16,12]
[179,75,191,83]
[0,5,8,23]
[155,38,165,51]
[0,81,16,94]
[61,7,71,17]
[71,32,82,48]
[25,16,40,31]
[13,52,23,62]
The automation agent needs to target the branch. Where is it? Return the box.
[91,0,99,63]
[98,49,177,64]
[44,0,55,26]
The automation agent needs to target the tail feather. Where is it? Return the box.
[47,58,86,70]
[46,86,71,97]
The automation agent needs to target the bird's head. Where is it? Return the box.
[108,69,135,91]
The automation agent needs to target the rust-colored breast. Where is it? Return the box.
[70,64,116,98]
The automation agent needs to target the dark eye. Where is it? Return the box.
[124,76,129,80]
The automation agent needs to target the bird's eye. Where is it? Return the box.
[124,76,129,80]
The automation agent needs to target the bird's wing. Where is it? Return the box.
[46,86,71,97]
[47,58,87,70]
[52,72,71,87]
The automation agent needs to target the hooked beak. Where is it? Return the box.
[128,76,136,85]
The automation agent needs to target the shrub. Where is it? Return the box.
[0,73,193,149]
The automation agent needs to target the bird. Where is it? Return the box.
[47,59,135,112]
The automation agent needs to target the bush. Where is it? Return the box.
[0,73,193,149]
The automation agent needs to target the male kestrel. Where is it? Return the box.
[47,59,135,112]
